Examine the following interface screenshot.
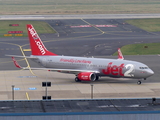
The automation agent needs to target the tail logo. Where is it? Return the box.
[28,27,39,40]
[28,27,46,55]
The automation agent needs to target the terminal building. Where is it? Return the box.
[0,98,160,120]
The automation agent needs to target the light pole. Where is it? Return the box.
[42,82,51,100]
[91,84,93,99]
[12,85,15,100]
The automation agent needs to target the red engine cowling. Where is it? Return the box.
[77,72,96,81]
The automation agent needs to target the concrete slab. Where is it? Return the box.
[0,69,159,100]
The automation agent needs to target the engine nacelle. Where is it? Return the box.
[77,72,96,81]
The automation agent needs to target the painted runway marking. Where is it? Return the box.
[29,87,37,90]
[70,25,117,28]
[23,49,31,51]
[14,88,20,90]
[18,76,37,78]
[26,92,30,100]
[94,25,117,27]
[70,25,92,28]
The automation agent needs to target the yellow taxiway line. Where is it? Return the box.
[26,92,30,100]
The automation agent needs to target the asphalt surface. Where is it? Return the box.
[0,19,160,100]
[2,19,160,67]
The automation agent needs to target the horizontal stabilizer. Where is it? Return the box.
[6,54,36,59]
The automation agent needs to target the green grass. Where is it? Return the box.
[114,18,160,55]
[126,18,160,32]
[114,43,160,55]
[0,20,56,37]
[0,0,160,14]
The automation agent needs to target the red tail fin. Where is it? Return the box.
[118,48,124,60]
[27,24,57,56]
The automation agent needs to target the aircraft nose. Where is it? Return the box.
[147,69,154,77]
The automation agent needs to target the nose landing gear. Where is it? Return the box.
[137,78,147,85]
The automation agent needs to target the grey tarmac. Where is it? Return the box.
[0,18,160,100]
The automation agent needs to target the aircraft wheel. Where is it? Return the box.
[137,81,141,85]
[75,77,80,82]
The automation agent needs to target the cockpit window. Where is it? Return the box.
[139,67,148,69]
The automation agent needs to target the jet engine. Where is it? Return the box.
[77,72,96,81]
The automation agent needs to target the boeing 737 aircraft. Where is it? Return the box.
[9,24,154,85]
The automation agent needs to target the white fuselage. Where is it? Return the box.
[33,55,154,79]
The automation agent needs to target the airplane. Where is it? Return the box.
[9,24,154,85]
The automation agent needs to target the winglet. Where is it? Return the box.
[12,57,22,68]
[118,48,124,60]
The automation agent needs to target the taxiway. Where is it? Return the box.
[0,18,160,100]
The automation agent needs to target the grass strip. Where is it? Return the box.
[125,18,160,32]
[114,43,160,55]
[0,20,56,37]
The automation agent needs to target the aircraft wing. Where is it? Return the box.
[11,57,99,74]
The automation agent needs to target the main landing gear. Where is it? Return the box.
[75,77,81,82]
[137,81,141,85]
